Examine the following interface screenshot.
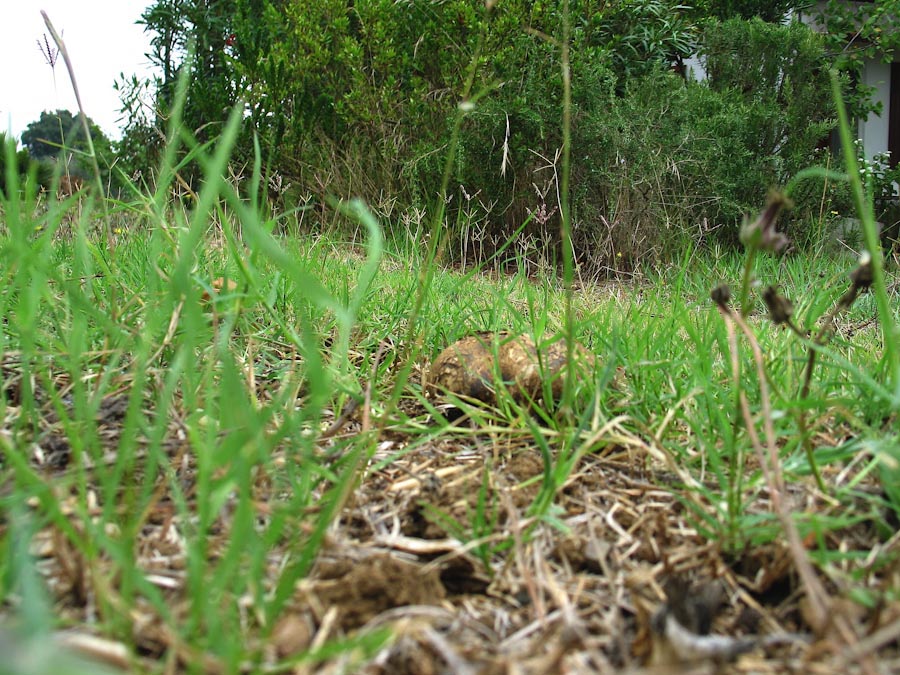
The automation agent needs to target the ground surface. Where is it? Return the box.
[7,354,898,675]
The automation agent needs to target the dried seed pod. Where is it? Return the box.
[426,332,595,406]
[710,284,731,308]
[850,250,873,289]
[762,286,794,325]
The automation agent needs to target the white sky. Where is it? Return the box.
[0,1,156,143]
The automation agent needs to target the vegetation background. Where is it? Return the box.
[2,0,898,272]
[124,0,900,262]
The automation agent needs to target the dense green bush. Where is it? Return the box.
[230,0,483,195]
[701,18,834,182]
[125,1,848,270]
[447,15,836,266]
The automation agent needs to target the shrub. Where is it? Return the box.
[128,2,845,270]
[231,0,483,196]
[441,16,838,267]
[700,18,834,184]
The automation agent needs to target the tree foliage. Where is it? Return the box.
[21,109,111,165]
[814,0,899,68]
[811,0,900,118]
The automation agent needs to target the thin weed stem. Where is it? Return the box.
[40,12,105,207]
[559,0,576,415]
[830,71,899,398]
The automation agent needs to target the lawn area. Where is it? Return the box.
[1,159,899,674]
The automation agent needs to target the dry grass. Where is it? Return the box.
[2,283,897,674]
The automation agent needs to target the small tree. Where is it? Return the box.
[138,0,238,138]
[20,110,114,193]
[21,110,109,161]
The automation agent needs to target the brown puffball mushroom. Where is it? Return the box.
[425,331,595,407]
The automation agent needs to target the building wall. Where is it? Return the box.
[859,58,892,162]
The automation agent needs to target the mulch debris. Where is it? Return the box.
[1,351,899,675]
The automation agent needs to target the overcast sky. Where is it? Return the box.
[0,1,156,142]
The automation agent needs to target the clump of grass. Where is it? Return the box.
[1,38,390,668]
[691,71,900,634]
